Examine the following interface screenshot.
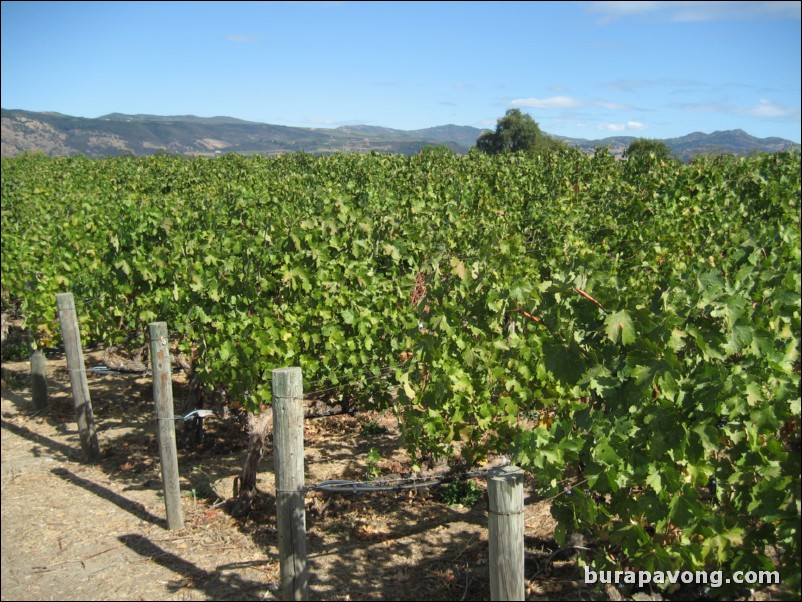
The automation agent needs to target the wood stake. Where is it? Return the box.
[488,465,525,601]
[149,322,184,530]
[272,367,308,601]
[55,293,99,462]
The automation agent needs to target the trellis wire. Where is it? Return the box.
[308,465,501,494]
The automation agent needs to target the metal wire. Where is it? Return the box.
[307,465,504,494]
[309,477,440,493]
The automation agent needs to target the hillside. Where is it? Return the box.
[1,108,798,159]
[555,129,799,161]
[1,109,481,157]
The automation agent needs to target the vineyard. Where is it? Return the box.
[1,147,800,598]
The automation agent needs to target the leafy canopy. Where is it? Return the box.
[476,109,558,154]
[2,150,799,597]
[624,138,675,162]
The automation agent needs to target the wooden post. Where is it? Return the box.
[55,293,100,462]
[272,367,308,601]
[30,348,49,411]
[149,321,184,530]
[488,465,525,601]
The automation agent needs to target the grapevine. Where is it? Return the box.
[2,149,799,596]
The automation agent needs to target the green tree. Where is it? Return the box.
[623,138,674,162]
[418,144,456,156]
[476,109,555,154]
[623,138,676,180]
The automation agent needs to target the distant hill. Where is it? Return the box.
[98,113,260,125]
[662,129,799,161]
[554,129,799,161]
[1,109,483,157]
[335,123,485,151]
[1,108,798,159]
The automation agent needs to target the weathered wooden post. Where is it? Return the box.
[55,292,100,462]
[272,367,308,601]
[149,321,184,530]
[30,348,49,411]
[488,465,525,601]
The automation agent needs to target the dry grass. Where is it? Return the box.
[1,347,597,601]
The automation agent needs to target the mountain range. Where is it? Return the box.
[2,108,798,161]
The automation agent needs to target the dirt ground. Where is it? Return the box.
[1,346,593,601]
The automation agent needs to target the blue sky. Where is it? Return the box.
[2,1,800,141]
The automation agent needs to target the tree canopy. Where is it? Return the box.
[476,109,557,154]
[623,138,674,162]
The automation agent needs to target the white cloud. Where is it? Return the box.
[606,78,704,92]
[670,101,725,113]
[597,121,647,132]
[511,96,634,110]
[598,123,626,132]
[589,1,800,22]
[596,100,633,111]
[673,98,800,121]
[590,1,665,20]
[512,96,585,109]
[742,99,796,119]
